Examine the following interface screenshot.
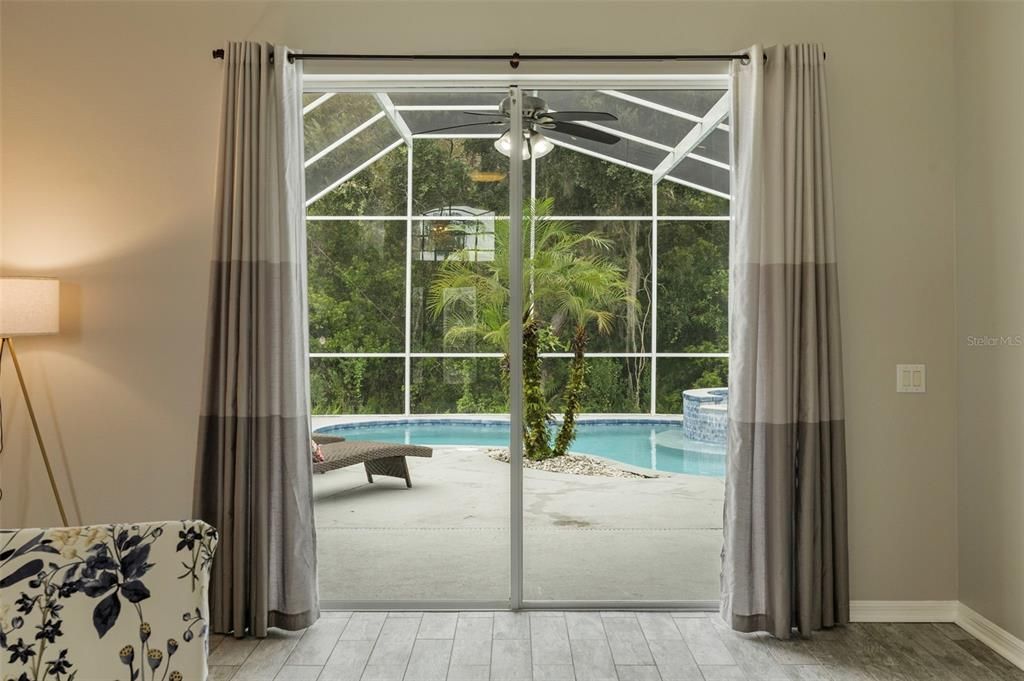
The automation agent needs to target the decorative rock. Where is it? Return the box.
[486,449,654,479]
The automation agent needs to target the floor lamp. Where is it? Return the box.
[0,277,68,525]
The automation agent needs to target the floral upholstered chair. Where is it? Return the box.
[1,520,217,681]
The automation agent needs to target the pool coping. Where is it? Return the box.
[313,413,685,430]
[312,414,725,478]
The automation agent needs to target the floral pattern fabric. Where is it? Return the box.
[1,521,218,681]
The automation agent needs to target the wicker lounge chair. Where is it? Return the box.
[312,433,433,488]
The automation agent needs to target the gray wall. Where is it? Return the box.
[954,1,1024,641]
[1,1,960,604]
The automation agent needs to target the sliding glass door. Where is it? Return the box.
[519,86,730,604]
[302,76,729,608]
[304,85,518,606]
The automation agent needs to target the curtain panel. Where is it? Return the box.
[194,41,319,637]
[722,43,849,639]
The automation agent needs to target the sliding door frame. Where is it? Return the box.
[307,73,727,613]
[507,86,526,610]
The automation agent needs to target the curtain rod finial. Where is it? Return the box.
[212,48,225,60]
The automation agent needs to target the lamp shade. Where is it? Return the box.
[0,277,60,337]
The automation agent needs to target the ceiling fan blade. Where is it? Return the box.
[547,121,621,145]
[546,111,618,122]
[462,110,508,118]
[414,120,506,135]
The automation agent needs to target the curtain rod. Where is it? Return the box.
[210,49,758,68]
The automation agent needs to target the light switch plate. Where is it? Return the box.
[896,364,926,393]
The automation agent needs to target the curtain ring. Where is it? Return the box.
[740,55,751,66]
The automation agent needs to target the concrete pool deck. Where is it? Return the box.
[314,445,724,603]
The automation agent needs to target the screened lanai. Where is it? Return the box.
[305,89,730,205]
[302,86,731,418]
[304,80,732,606]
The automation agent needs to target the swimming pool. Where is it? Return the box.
[315,419,726,477]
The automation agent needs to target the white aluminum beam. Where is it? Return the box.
[599,89,702,124]
[650,181,658,415]
[544,215,728,222]
[661,174,731,200]
[652,91,731,183]
[689,152,730,171]
[304,111,386,168]
[306,216,408,221]
[571,119,730,174]
[303,93,335,115]
[374,93,414,145]
[305,214,730,222]
[305,138,405,206]
[309,351,727,359]
[395,104,500,111]
[404,145,413,414]
[599,89,730,132]
[413,133,502,139]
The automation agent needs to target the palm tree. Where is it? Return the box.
[428,198,633,460]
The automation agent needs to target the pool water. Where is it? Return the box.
[316,420,726,478]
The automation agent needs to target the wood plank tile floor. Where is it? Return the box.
[207,611,1024,681]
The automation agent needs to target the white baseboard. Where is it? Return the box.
[850,600,959,622]
[848,601,1023,671]
[956,603,1024,672]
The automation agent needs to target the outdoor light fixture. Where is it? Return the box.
[494,131,554,160]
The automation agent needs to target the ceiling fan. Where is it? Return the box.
[415,94,621,159]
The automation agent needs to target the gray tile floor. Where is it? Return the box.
[207,612,1024,681]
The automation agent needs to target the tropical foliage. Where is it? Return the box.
[426,199,633,459]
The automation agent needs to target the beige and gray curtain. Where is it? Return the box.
[721,44,849,639]
[194,42,319,637]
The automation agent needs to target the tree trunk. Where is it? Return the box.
[523,312,553,461]
[553,325,588,458]
[625,221,641,410]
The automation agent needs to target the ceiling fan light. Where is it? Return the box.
[494,131,530,160]
[528,132,554,159]
[494,131,554,160]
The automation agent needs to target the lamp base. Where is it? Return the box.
[2,336,69,526]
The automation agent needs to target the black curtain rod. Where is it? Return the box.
[210,49,758,67]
